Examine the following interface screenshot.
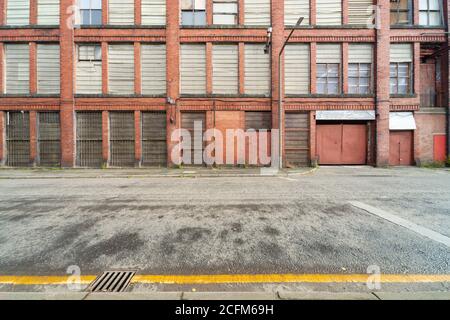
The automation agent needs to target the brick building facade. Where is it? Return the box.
[0,0,448,167]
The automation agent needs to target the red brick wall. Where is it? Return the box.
[415,112,446,163]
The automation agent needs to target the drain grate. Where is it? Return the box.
[87,270,136,293]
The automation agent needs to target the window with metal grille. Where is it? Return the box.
[317,64,340,94]
[390,0,412,25]
[181,0,206,25]
[390,62,412,94]
[79,0,102,25]
[419,0,442,26]
[141,112,167,166]
[38,112,60,166]
[245,112,271,131]
[348,63,372,94]
[109,112,135,167]
[6,111,30,167]
[76,112,103,167]
[213,0,238,25]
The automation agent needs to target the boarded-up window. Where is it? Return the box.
[285,43,310,94]
[76,44,102,94]
[213,0,238,25]
[108,44,135,95]
[245,112,271,130]
[6,111,30,166]
[180,44,206,95]
[212,44,238,94]
[316,0,342,25]
[285,0,309,26]
[76,112,103,167]
[245,0,270,25]
[109,112,135,167]
[244,44,270,96]
[142,0,166,25]
[38,112,60,166]
[348,0,373,25]
[5,44,30,94]
[141,44,166,95]
[285,112,309,166]
[37,0,60,25]
[109,0,134,25]
[141,112,167,166]
[6,0,30,25]
[37,44,60,94]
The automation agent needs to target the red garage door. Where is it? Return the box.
[316,124,367,165]
[389,131,413,165]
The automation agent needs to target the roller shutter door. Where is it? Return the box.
[244,44,270,96]
[37,44,60,94]
[109,112,135,167]
[348,0,373,25]
[141,44,166,95]
[316,0,342,25]
[244,0,270,25]
[5,44,29,94]
[181,112,206,165]
[76,112,103,167]
[212,44,238,94]
[285,0,309,25]
[245,111,271,166]
[141,0,166,25]
[37,0,60,25]
[108,44,135,95]
[142,112,167,166]
[38,112,60,166]
[180,44,206,95]
[285,44,310,94]
[109,0,134,25]
[6,111,30,166]
[6,0,30,25]
[285,113,310,166]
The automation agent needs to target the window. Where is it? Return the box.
[317,64,340,94]
[79,0,102,25]
[419,0,442,26]
[6,0,30,25]
[348,63,371,94]
[78,45,102,61]
[181,0,206,26]
[390,0,412,25]
[76,45,102,94]
[213,0,238,25]
[390,63,411,94]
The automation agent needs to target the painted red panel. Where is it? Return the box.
[433,134,447,162]
[389,131,414,166]
[342,125,367,164]
[316,124,342,164]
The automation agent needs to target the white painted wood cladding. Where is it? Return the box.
[108,44,135,94]
[37,44,60,94]
[284,0,310,25]
[37,0,60,25]
[348,0,373,25]
[76,46,102,94]
[390,44,413,62]
[285,44,310,94]
[109,0,135,25]
[142,0,166,25]
[5,44,30,94]
[6,0,30,25]
[245,0,270,25]
[348,43,373,63]
[212,44,238,94]
[180,44,206,95]
[316,43,341,63]
[141,44,166,95]
[244,44,270,96]
[316,0,342,25]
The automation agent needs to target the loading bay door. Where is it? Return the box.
[285,112,310,166]
[109,112,135,167]
[76,112,103,167]
[389,130,413,166]
[181,112,206,165]
[5,111,30,167]
[141,112,167,166]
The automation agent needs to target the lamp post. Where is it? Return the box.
[278,17,303,169]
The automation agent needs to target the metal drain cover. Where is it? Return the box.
[88,270,136,293]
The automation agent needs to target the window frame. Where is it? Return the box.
[78,44,102,62]
[348,63,372,94]
[181,0,207,26]
[389,62,412,95]
[390,0,413,25]
[419,0,443,26]
[212,0,239,25]
[79,0,102,25]
[316,63,341,95]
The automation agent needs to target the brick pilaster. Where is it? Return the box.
[309,111,316,165]
[102,0,109,25]
[30,42,37,94]
[0,43,4,93]
[413,0,419,25]
[207,0,213,25]
[30,0,37,25]
[342,0,348,25]
[413,42,420,96]
[102,42,108,94]
[134,42,141,95]
[310,42,317,94]
[342,42,348,94]
[206,42,213,94]
[134,110,141,166]
[0,111,4,165]
[30,111,37,166]
[102,110,109,166]
[238,43,245,94]
[239,0,245,25]
[310,0,316,25]
[0,0,5,25]
[135,0,142,25]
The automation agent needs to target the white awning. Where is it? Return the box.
[316,110,375,121]
[389,112,416,130]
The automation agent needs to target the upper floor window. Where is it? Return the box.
[78,45,102,61]
[390,63,411,94]
[317,64,340,94]
[213,0,238,25]
[390,0,412,25]
[181,0,206,26]
[79,0,102,25]
[419,0,443,26]
[348,64,371,94]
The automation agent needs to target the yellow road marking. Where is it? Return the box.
[1,274,450,285]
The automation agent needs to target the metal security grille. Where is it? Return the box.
[6,112,30,167]
[245,112,271,130]
[285,112,310,167]
[38,112,60,166]
[87,271,135,293]
[76,112,103,167]
[110,112,135,167]
[142,112,167,166]
[181,112,206,165]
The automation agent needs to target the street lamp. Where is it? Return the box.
[278,17,304,169]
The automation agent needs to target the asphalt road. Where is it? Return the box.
[0,166,449,284]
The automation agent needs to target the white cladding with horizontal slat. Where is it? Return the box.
[284,0,310,25]
[141,0,166,25]
[244,44,270,95]
[316,43,341,63]
[76,46,102,94]
[244,0,270,25]
[108,44,135,94]
[141,44,166,95]
[390,44,413,62]
[316,0,342,25]
[348,0,373,25]
[180,44,206,94]
[37,44,60,94]
[109,0,135,25]
[37,0,60,25]
[212,44,238,94]
[348,43,373,63]
[285,44,310,94]
[6,0,30,25]
[5,44,29,94]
